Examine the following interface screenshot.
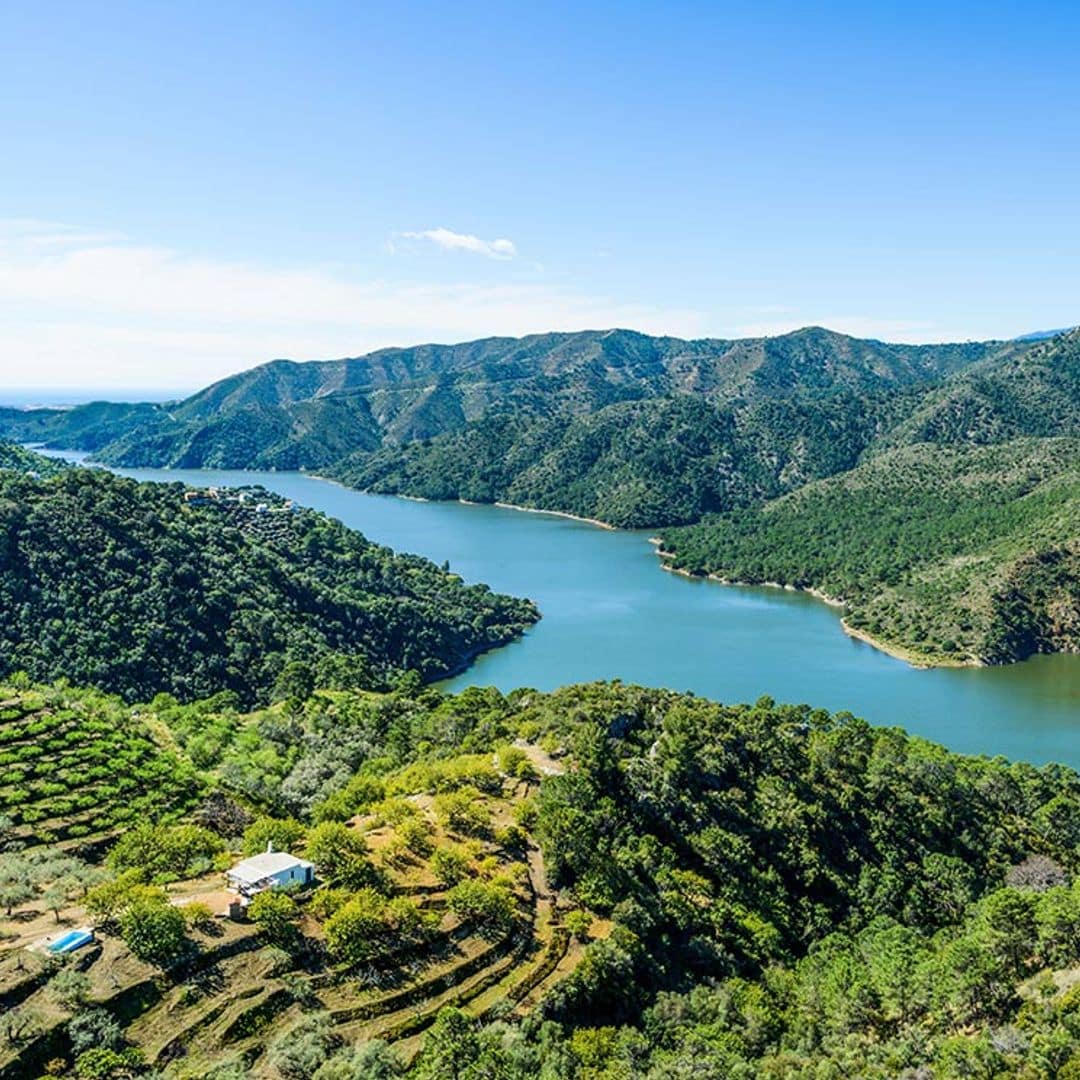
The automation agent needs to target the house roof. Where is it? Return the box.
[227,850,313,885]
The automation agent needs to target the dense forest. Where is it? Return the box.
[0,462,537,704]
[0,443,67,479]
[6,679,1080,1077]
[658,438,1080,665]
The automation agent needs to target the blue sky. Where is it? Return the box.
[1,0,1078,388]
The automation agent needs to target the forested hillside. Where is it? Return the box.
[7,680,1080,1077]
[881,326,1080,447]
[0,468,537,704]
[0,441,67,478]
[658,439,1080,665]
[0,327,1021,526]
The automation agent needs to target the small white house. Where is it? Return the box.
[226,843,314,898]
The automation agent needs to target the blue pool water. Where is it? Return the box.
[49,929,93,953]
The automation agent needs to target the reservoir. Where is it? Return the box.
[92,462,1080,768]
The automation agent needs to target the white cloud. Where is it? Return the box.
[0,220,705,389]
[399,226,517,260]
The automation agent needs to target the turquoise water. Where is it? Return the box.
[87,463,1080,767]
[49,929,93,953]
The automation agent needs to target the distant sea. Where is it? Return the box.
[0,388,192,409]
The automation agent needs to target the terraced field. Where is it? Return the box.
[0,684,203,848]
[0,746,600,1078]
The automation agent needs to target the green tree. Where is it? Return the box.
[274,660,315,704]
[565,909,594,943]
[107,822,224,880]
[413,1008,482,1080]
[241,816,306,856]
[446,879,517,931]
[429,845,471,886]
[267,1011,337,1079]
[119,897,188,965]
[248,889,299,943]
[305,821,370,888]
[432,787,492,837]
[978,888,1038,977]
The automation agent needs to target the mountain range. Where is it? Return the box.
[4,326,1076,528]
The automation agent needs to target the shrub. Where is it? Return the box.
[430,845,471,887]
[241,816,305,856]
[119,897,188,965]
[565,909,594,942]
[248,889,298,942]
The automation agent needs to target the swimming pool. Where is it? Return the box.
[48,928,94,954]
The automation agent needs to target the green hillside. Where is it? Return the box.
[0,467,537,704]
[0,402,162,452]
[335,386,914,527]
[6,681,1080,1078]
[0,327,1020,526]
[881,326,1080,447]
[0,441,69,478]
[658,438,1080,665]
[0,683,202,851]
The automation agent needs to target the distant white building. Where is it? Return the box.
[226,844,314,897]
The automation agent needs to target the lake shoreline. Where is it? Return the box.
[493,501,615,530]
[649,541,973,671]
[305,475,617,530]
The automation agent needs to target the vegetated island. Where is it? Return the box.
[657,438,1080,667]
[5,678,1080,1077]
[0,444,538,705]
